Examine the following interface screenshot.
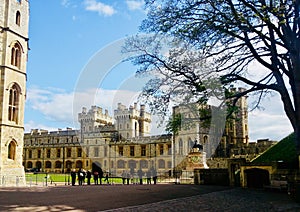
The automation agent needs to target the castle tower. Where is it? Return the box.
[0,0,29,186]
[114,103,151,139]
[78,106,113,133]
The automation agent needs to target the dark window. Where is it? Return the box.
[56,149,61,158]
[159,145,164,155]
[119,146,123,156]
[46,149,51,158]
[16,11,21,26]
[130,146,135,156]
[77,148,82,157]
[11,43,21,68]
[28,150,32,159]
[94,147,99,157]
[67,148,71,157]
[141,145,146,156]
[37,149,41,158]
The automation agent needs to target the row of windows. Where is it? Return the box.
[27,148,83,159]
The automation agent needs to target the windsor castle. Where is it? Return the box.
[23,89,275,177]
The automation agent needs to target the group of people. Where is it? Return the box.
[70,168,109,186]
[70,167,158,186]
[122,168,158,185]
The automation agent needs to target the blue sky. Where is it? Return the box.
[25,0,293,142]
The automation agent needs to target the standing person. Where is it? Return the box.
[126,171,130,185]
[152,168,157,185]
[98,168,104,185]
[122,170,126,185]
[78,169,83,185]
[146,170,151,185]
[137,169,143,185]
[70,169,76,186]
[93,170,99,185]
[82,170,86,185]
[86,170,92,185]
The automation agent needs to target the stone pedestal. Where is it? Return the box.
[186,148,208,171]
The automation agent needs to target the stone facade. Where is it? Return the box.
[0,0,29,186]
[23,98,276,181]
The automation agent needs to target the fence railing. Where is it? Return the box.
[25,171,196,187]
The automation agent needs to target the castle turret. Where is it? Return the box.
[114,103,151,139]
[78,106,113,132]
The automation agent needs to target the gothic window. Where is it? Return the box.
[28,150,32,159]
[11,42,22,68]
[77,148,82,157]
[16,11,21,26]
[8,141,16,160]
[8,84,20,123]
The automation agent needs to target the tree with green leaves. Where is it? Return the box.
[124,0,300,158]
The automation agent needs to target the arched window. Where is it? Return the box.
[8,141,16,160]
[27,161,33,168]
[8,84,20,123]
[158,159,165,169]
[36,161,42,169]
[76,160,82,168]
[117,160,125,168]
[140,160,148,169]
[11,42,22,68]
[55,161,62,168]
[45,161,52,168]
[16,11,21,26]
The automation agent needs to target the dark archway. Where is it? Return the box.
[245,168,270,188]
[92,161,102,173]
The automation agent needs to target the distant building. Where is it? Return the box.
[23,97,276,177]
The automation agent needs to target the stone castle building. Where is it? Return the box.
[23,95,275,177]
[0,0,29,186]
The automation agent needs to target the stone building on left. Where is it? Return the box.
[0,0,29,186]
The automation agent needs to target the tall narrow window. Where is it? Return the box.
[16,11,21,26]
[11,43,22,68]
[8,141,16,160]
[8,84,20,123]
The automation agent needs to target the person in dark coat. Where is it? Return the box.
[98,168,104,185]
[93,171,99,185]
[78,169,83,185]
[152,168,157,185]
[70,169,76,186]
[137,169,143,185]
[86,170,92,185]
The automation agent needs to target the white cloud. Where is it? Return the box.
[61,0,71,8]
[248,93,293,142]
[84,0,116,16]
[126,0,144,11]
